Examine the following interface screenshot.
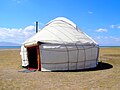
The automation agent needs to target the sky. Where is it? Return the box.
[0,0,120,46]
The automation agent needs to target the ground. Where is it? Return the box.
[0,48,120,90]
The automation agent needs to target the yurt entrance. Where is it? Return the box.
[27,45,41,70]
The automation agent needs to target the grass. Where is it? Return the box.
[0,48,120,90]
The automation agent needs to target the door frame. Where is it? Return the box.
[36,45,41,71]
[26,45,41,71]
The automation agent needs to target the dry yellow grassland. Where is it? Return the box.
[0,48,120,90]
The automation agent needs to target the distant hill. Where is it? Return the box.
[0,42,20,46]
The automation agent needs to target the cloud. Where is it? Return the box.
[88,11,93,14]
[94,36,120,46]
[0,25,37,44]
[110,24,120,29]
[118,26,120,28]
[12,0,21,4]
[96,28,107,32]
[110,37,120,42]
[24,26,35,31]
[110,25,115,28]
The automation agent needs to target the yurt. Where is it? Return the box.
[20,17,99,71]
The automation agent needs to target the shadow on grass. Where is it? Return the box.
[53,62,113,72]
[81,62,113,72]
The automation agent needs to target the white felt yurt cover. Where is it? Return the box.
[20,17,99,71]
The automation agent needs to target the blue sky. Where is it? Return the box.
[0,0,120,46]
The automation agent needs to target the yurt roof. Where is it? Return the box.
[24,17,97,46]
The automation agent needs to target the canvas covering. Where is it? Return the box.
[20,17,99,71]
